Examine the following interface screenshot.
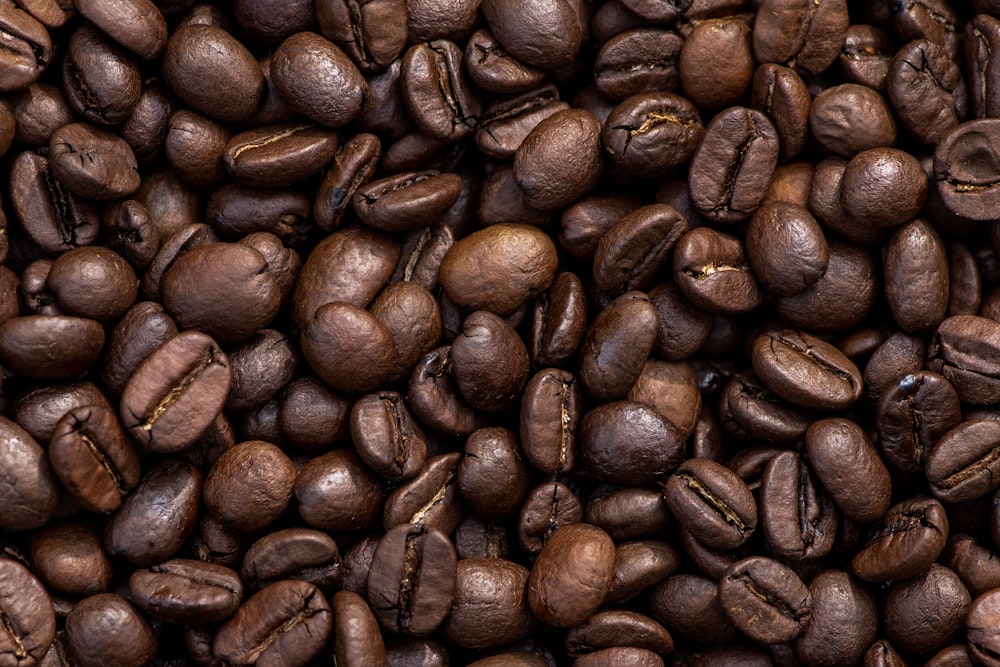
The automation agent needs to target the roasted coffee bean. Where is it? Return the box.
[316,0,407,73]
[204,440,296,533]
[480,0,583,70]
[514,108,603,211]
[927,420,1000,503]
[751,329,863,411]
[718,372,813,445]
[241,527,341,593]
[46,246,137,321]
[719,556,812,645]
[214,580,332,666]
[746,201,828,297]
[476,85,568,159]
[65,594,156,667]
[315,133,381,232]
[579,401,684,485]
[753,0,849,77]
[594,29,683,101]
[351,391,427,481]
[888,39,965,146]
[806,418,892,524]
[674,227,763,314]
[104,458,201,566]
[760,451,838,560]
[0,3,50,92]
[354,171,462,233]
[688,106,779,224]
[129,559,242,624]
[603,93,703,175]
[162,24,263,123]
[223,123,338,188]
[383,452,464,534]
[458,427,530,518]
[101,301,178,397]
[439,223,557,316]
[841,148,928,228]
[793,569,878,665]
[929,315,1000,405]
[593,205,688,294]
[891,0,961,59]
[295,449,383,532]
[852,496,950,583]
[401,41,480,142]
[884,564,970,657]
[61,24,140,127]
[528,523,615,628]
[580,291,658,401]
[49,123,140,201]
[566,610,673,657]
[751,64,811,161]
[649,574,737,645]
[368,523,457,636]
[120,331,231,453]
[48,405,140,514]
[301,301,395,393]
[408,346,487,437]
[664,458,757,550]
[0,315,104,381]
[810,84,897,157]
[518,481,583,554]
[30,519,112,597]
[935,119,1000,221]
[441,557,535,649]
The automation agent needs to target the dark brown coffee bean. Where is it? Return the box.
[383,452,463,535]
[806,418,892,524]
[579,401,684,485]
[61,24,140,126]
[566,610,673,658]
[0,3,50,92]
[204,440,296,533]
[439,223,557,316]
[0,316,104,381]
[295,449,383,532]
[101,302,178,397]
[809,84,897,157]
[752,0,848,76]
[120,331,231,453]
[75,0,167,60]
[759,451,837,560]
[603,93,703,175]
[719,556,811,644]
[649,574,738,645]
[560,193,643,261]
[441,557,535,649]
[648,283,712,361]
[884,218,948,333]
[841,148,928,228]
[331,590,386,666]
[162,242,280,345]
[751,329,862,411]
[458,427,530,519]
[513,108,603,211]
[316,0,407,72]
[129,559,242,624]
[350,391,426,481]
[0,416,59,531]
[674,227,763,314]
[943,534,1000,598]
[30,519,112,597]
[476,85,568,159]
[688,106,779,224]
[664,458,757,550]
[927,420,1000,503]
[888,39,966,146]
[935,119,1000,221]
[580,291,658,401]
[891,0,961,60]
[368,524,457,636]
[929,315,1000,405]
[528,523,615,628]
[529,272,587,368]
[49,123,140,201]
[746,201,828,297]
[481,0,582,70]
[852,496,949,583]
[301,301,395,394]
[45,246,137,322]
[48,405,140,514]
[315,133,381,232]
[518,481,583,555]
[586,487,671,542]
[751,64,811,161]
[594,29,683,101]
[241,527,341,593]
[793,570,878,666]
[593,205,688,294]
[65,594,156,667]
[104,458,201,566]
[464,28,546,94]
[223,123,338,187]
[214,580,332,666]
[520,368,581,474]
[270,31,368,127]
[884,564,970,657]
[408,346,487,437]
[718,372,812,445]
[354,171,462,233]
[400,40,480,141]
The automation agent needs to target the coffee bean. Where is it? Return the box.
[120,331,231,452]
[295,449,383,532]
[719,556,812,644]
[664,458,757,550]
[30,519,112,597]
[580,401,684,485]
[528,523,615,628]
[65,594,156,667]
[851,496,949,583]
[793,570,878,665]
[241,527,342,593]
[214,580,332,666]
[223,123,338,188]
[481,0,583,70]
[806,418,892,524]
[49,122,140,201]
[751,329,862,410]
[760,451,838,560]
[594,29,683,101]
[368,523,457,636]
[129,559,242,624]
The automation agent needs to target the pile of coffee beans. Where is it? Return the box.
[8,0,1000,664]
